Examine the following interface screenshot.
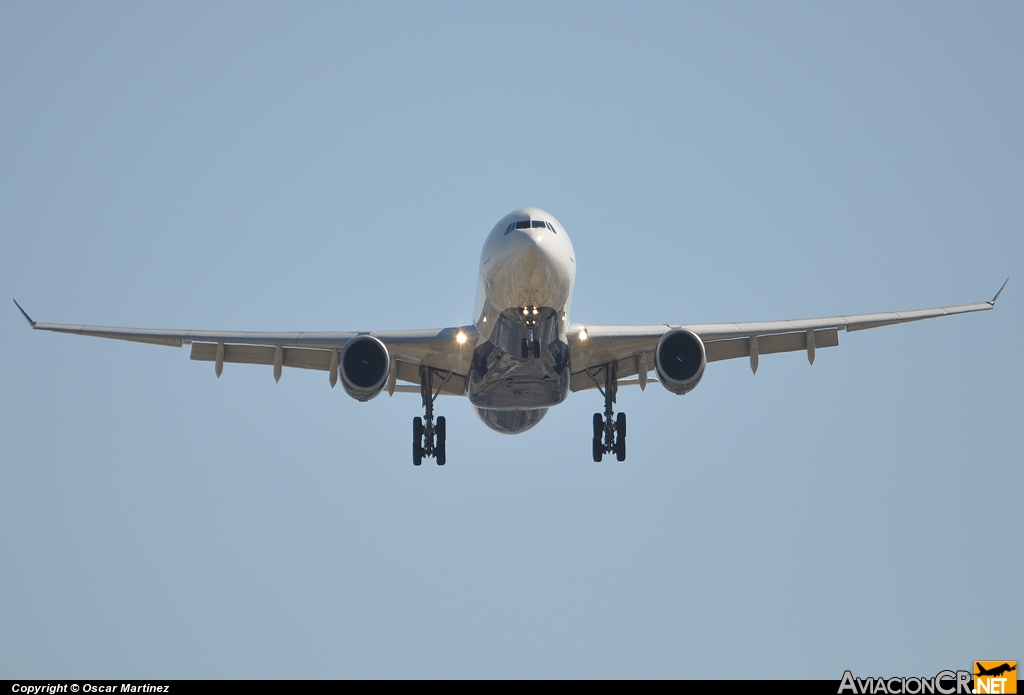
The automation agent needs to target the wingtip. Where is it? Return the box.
[989,278,1009,306]
[12,299,36,327]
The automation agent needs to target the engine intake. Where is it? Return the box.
[655,328,706,395]
[340,335,390,401]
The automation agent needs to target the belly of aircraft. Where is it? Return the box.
[468,307,570,409]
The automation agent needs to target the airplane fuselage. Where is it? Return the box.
[469,208,576,433]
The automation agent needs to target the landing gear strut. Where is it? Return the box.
[520,328,541,359]
[590,361,626,462]
[413,365,450,466]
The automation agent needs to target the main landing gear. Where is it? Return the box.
[413,366,450,466]
[591,361,626,462]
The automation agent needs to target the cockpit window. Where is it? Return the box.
[505,218,557,234]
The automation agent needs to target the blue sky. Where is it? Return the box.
[2,2,1021,678]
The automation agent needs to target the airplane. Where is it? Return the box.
[13,207,1007,466]
[975,663,1016,678]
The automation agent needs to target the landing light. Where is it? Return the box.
[579,329,588,341]
[456,331,467,345]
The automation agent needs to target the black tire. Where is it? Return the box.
[413,417,423,466]
[592,413,605,461]
[436,416,446,466]
[533,340,541,359]
[614,413,627,462]
[521,339,529,359]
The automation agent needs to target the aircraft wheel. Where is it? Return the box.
[616,412,626,439]
[614,434,626,462]
[592,436,603,463]
[413,417,423,466]
[593,413,603,441]
[436,416,446,466]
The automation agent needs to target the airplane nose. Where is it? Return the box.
[523,226,546,243]
[483,220,573,314]
[520,231,558,268]
[519,225,555,253]
[504,224,553,256]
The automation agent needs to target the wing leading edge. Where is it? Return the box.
[568,280,1007,391]
[12,300,478,395]
[13,279,1006,395]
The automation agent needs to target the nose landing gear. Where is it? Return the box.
[590,361,626,462]
[413,366,451,466]
[520,328,541,359]
[520,338,541,359]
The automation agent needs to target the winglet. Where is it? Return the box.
[12,299,36,327]
[989,278,1009,306]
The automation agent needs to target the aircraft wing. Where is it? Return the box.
[13,279,1006,397]
[567,280,1007,392]
[12,300,478,395]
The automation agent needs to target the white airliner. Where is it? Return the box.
[14,208,1006,465]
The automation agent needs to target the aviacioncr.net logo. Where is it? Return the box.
[839,670,973,694]
[974,662,1017,695]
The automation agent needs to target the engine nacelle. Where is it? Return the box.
[655,328,706,396]
[340,335,390,401]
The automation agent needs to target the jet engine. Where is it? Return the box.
[340,335,390,401]
[655,328,706,396]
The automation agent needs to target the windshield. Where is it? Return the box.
[505,219,557,235]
